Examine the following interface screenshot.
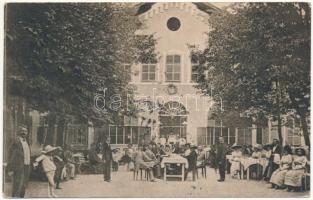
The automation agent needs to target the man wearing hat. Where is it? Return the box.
[7,125,31,197]
[102,136,113,182]
[215,137,227,182]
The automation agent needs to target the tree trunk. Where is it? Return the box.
[56,116,66,147]
[46,112,57,145]
[276,80,283,146]
[277,111,283,147]
[300,113,310,147]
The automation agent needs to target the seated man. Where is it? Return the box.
[63,145,76,179]
[144,144,161,178]
[133,146,156,182]
[89,143,102,165]
[88,143,103,173]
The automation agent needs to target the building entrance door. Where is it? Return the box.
[159,115,187,139]
[158,101,188,141]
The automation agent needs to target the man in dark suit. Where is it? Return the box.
[184,145,198,181]
[7,125,31,197]
[215,136,227,182]
[102,136,113,182]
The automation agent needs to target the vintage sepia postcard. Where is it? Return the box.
[3,1,310,198]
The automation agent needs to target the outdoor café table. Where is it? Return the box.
[240,157,268,180]
[160,154,189,182]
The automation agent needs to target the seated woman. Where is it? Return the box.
[251,144,263,159]
[112,148,122,172]
[164,144,172,156]
[269,145,293,189]
[125,144,134,171]
[284,147,308,192]
[132,146,156,182]
[249,144,263,179]
[230,143,242,178]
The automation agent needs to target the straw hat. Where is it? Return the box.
[254,144,263,150]
[41,145,60,154]
[294,146,307,156]
[263,143,272,149]
[231,143,242,149]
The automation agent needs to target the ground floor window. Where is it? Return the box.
[237,128,252,145]
[159,115,187,139]
[286,127,302,145]
[94,125,151,145]
[197,127,236,145]
[67,125,88,147]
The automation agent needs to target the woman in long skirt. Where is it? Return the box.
[230,143,242,178]
[284,147,308,192]
[269,145,293,189]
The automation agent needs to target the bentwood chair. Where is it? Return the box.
[301,162,310,191]
[133,165,150,181]
[196,160,207,179]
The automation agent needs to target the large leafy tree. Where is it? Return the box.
[5,3,157,128]
[193,3,310,146]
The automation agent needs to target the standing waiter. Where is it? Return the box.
[215,136,227,182]
[102,136,113,182]
[7,125,31,197]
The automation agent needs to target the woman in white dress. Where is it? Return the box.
[284,147,308,192]
[269,145,293,189]
[230,143,242,178]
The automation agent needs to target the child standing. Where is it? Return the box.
[34,145,60,197]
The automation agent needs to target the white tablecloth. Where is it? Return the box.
[227,155,269,173]
[160,154,189,169]
[240,157,268,171]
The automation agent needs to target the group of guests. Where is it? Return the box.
[228,138,309,192]
[269,145,308,192]
[6,126,77,198]
[123,141,210,182]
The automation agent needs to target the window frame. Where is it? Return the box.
[165,55,181,82]
[141,63,157,82]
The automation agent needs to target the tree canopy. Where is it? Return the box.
[5,3,157,125]
[192,3,310,146]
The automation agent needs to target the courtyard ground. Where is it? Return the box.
[3,166,309,198]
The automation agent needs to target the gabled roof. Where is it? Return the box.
[134,2,220,16]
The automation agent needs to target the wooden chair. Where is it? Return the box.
[196,161,207,179]
[301,162,310,191]
[133,166,150,181]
